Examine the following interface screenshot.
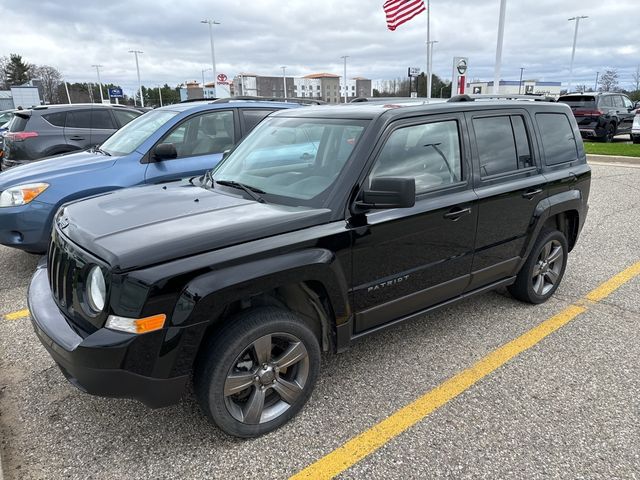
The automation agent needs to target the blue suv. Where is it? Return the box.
[0,100,301,253]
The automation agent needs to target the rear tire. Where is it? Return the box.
[601,123,615,143]
[508,228,568,304]
[194,307,321,438]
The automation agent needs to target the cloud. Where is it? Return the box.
[1,0,638,94]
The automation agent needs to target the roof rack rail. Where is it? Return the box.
[448,94,555,103]
[210,96,326,106]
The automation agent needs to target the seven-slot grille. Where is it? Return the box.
[47,230,77,310]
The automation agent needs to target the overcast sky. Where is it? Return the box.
[1,0,638,95]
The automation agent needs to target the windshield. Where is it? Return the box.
[557,96,596,109]
[100,110,178,156]
[213,117,368,206]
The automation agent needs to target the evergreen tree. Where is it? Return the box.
[5,54,32,86]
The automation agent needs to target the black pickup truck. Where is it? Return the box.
[29,98,590,437]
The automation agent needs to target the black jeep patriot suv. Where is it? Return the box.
[29,98,590,437]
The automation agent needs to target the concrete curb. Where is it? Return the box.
[587,154,640,166]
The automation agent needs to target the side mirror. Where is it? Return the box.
[357,177,416,210]
[154,143,177,160]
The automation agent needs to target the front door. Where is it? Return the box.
[144,109,237,183]
[351,115,477,333]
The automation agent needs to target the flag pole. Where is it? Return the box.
[426,0,431,100]
[493,0,507,94]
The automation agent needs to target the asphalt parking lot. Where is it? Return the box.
[1,163,639,480]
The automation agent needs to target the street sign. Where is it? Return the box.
[108,87,124,98]
[408,67,421,77]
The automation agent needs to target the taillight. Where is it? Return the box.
[573,110,604,116]
[6,131,38,142]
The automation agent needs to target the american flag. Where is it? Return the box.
[383,0,426,31]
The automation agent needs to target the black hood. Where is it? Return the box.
[57,181,331,271]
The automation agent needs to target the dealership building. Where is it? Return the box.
[468,80,562,96]
[233,73,372,103]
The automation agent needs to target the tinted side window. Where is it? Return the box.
[43,112,66,127]
[536,113,578,165]
[369,120,462,195]
[91,109,115,130]
[65,110,92,129]
[599,96,613,108]
[511,116,534,169]
[112,110,140,128]
[612,96,624,108]
[473,116,518,177]
[241,109,274,133]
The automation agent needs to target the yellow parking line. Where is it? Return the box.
[291,261,640,480]
[3,308,30,321]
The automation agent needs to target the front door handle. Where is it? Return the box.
[443,207,471,220]
[522,188,543,199]
[69,136,85,141]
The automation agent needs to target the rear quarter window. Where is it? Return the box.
[536,113,579,165]
[43,111,66,127]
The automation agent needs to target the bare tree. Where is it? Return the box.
[598,69,619,92]
[632,65,640,93]
[34,65,63,103]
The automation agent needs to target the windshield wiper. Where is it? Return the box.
[92,145,111,156]
[215,179,266,203]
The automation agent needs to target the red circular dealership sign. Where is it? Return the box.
[217,73,228,82]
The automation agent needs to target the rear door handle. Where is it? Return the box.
[522,188,543,199]
[69,136,84,141]
[443,207,471,220]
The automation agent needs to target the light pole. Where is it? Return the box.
[128,50,144,107]
[201,68,212,87]
[340,55,349,103]
[158,85,163,107]
[594,71,599,92]
[281,66,287,99]
[567,15,588,94]
[493,0,508,94]
[92,64,105,103]
[426,40,438,98]
[201,19,220,96]
[518,67,524,94]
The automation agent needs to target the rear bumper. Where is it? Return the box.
[28,264,188,408]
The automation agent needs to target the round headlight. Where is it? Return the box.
[86,266,106,312]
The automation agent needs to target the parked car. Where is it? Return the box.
[0,100,302,252]
[1,103,141,169]
[632,112,640,144]
[0,109,16,164]
[557,92,636,142]
[29,99,590,437]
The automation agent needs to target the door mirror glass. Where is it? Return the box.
[154,143,177,160]
[358,177,416,209]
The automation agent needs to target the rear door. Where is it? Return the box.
[144,109,238,183]
[466,109,547,291]
[64,109,92,149]
[90,108,117,146]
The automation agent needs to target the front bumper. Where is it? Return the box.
[28,263,188,408]
[0,201,53,252]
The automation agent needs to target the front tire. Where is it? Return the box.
[508,228,568,304]
[194,307,321,438]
